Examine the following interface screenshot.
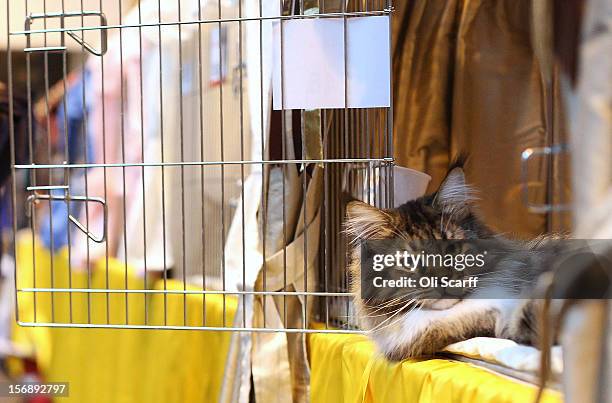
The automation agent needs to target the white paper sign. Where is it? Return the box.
[272,16,391,110]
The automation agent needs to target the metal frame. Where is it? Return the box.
[6,0,394,334]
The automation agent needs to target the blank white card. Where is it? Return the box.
[272,16,391,110]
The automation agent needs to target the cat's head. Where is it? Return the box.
[345,160,494,312]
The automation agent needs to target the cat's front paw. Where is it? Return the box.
[495,299,541,346]
[377,327,466,361]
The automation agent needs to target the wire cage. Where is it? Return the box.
[5,0,393,334]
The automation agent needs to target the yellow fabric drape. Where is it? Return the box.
[308,329,562,403]
[10,234,565,403]
[11,234,236,403]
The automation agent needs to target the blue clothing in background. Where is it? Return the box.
[39,71,93,251]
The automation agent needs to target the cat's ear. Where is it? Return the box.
[345,200,397,242]
[433,166,476,214]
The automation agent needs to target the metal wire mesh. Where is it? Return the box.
[5,0,393,333]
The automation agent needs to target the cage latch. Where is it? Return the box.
[24,11,108,56]
[25,188,108,243]
[520,144,570,213]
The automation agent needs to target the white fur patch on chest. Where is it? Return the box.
[370,299,518,357]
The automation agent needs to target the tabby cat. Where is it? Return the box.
[345,160,559,360]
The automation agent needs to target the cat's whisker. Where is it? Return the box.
[361,295,405,313]
[362,294,425,318]
[368,299,416,333]
[369,299,425,333]
[361,294,418,315]
[367,291,428,331]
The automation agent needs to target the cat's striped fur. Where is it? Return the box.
[345,160,558,360]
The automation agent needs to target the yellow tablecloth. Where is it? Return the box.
[308,330,563,403]
[10,235,564,403]
[11,235,236,403]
